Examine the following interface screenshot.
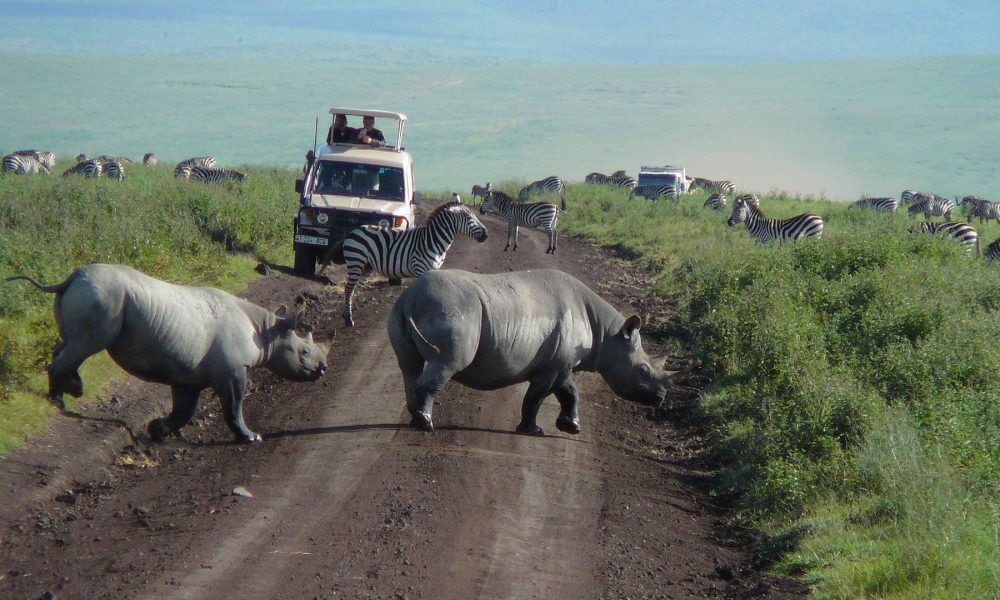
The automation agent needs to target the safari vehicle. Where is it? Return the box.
[637,165,689,193]
[293,108,419,277]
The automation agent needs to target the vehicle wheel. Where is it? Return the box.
[293,246,316,278]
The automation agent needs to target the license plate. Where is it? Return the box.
[295,234,329,246]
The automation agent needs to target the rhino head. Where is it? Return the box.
[265,306,329,381]
[597,315,674,406]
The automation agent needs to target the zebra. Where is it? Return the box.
[10,149,55,171]
[189,166,246,183]
[850,196,899,212]
[900,189,943,205]
[629,184,678,201]
[174,156,217,178]
[960,196,1000,224]
[585,172,637,189]
[703,193,727,211]
[909,221,979,256]
[319,197,488,327]
[480,189,566,254]
[143,152,159,165]
[727,195,823,243]
[735,193,760,207]
[518,175,564,199]
[470,182,493,205]
[907,196,955,221]
[984,238,1000,263]
[2,153,50,175]
[690,177,735,194]
[97,156,126,181]
[62,159,102,178]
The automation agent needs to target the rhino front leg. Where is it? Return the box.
[515,374,561,436]
[553,378,580,434]
[217,371,261,443]
[148,386,200,442]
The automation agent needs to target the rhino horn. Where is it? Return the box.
[305,332,314,343]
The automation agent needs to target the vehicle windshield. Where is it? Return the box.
[639,174,680,187]
[314,161,404,201]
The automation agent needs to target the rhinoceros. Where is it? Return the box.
[388,268,677,434]
[7,264,329,443]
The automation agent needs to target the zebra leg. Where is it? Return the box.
[342,265,371,328]
[504,220,514,251]
[512,225,520,251]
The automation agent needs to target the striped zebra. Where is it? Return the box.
[850,196,899,212]
[629,184,678,201]
[470,182,493,205]
[518,175,564,199]
[909,221,979,256]
[189,166,246,183]
[727,195,823,243]
[143,152,159,165]
[10,149,55,171]
[320,198,488,327]
[703,193,727,211]
[907,196,955,221]
[2,153,50,175]
[960,196,1000,224]
[62,159,102,178]
[900,189,933,205]
[585,172,637,189]
[174,156,217,178]
[691,177,735,194]
[984,238,1000,263]
[480,190,566,253]
[99,157,125,181]
[736,193,760,207]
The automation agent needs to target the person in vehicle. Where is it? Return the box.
[355,116,386,147]
[330,113,356,143]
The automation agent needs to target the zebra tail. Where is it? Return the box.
[560,194,567,212]
[316,240,346,275]
[976,237,981,258]
[5,273,72,294]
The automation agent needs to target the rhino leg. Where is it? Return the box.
[553,378,581,434]
[216,372,261,443]
[411,361,458,431]
[515,373,562,436]
[48,334,114,408]
[148,386,200,442]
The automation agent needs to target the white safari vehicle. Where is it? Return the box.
[293,108,419,277]
[637,165,690,193]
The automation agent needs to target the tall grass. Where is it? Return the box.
[551,183,1000,598]
[0,163,299,452]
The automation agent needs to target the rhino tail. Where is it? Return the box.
[407,316,441,355]
[5,273,73,294]
[316,240,346,276]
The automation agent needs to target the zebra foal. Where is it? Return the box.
[703,193,727,211]
[480,190,566,254]
[727,195,823,243]
[320,197,488,327]
[909,221,980,256]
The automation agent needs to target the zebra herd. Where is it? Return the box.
[1,149,244,184]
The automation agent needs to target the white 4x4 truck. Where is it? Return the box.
[293,108,419,277]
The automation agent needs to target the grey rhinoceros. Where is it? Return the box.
[7,264,329,443]
[388,268,677,435]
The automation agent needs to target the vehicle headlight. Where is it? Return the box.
[316,212,329,225]
[378,218,390,228]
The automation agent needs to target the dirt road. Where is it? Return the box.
[0,209,807,599]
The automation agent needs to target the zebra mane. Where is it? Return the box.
[425,200,466,222]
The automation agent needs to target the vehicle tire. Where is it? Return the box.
[293,246,316,278]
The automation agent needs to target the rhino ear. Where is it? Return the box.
[621,315,642,341]
[274,304,288,318]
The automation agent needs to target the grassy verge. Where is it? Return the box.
[0,163,299,453]
[544,182,1000,598]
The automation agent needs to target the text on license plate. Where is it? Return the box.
[295,234,329,246]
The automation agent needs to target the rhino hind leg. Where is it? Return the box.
[553,378,581,434]
[47,336,111,408]
[148,386,200,443]
[410,361,458,431]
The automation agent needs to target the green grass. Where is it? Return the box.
[552,183,1000,598]
[0,163,299,453]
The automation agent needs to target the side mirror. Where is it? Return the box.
[294,179,304,194]
[412,191,422,206]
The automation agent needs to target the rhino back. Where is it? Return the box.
[69,265,270,386]
[403,270,624,389]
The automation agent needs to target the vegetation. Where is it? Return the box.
[0,163,299,452]
[550,182,1000,598]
